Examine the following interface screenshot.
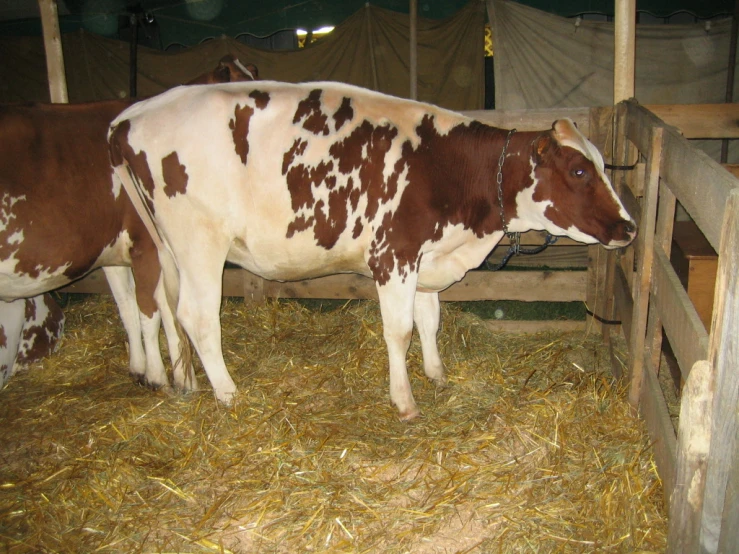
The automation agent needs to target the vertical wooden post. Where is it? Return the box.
[365,3,380,91]
[721,1,739,163]
[628,126,663,407]
[409,0,418,100]
[668,360,714,553]
[38,0,68,103]
[699,190,739,553]
[614,0,636,103]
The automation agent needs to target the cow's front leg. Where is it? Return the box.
[413,291,446,383]
[376,275,419,421]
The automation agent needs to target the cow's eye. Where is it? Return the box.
[572,168,586,178]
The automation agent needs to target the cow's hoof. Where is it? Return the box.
[398,407,421,421]
[130,372,148,387]
[424,362,447,383]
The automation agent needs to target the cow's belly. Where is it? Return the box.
[227,230,372,282]
[0,268,73,300]
[0,231,133,301]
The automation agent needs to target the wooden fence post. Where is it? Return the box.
[38,0,68,103]
[668,359,713,553]
[699,190,739,553]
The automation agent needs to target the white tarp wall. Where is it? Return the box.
[488,0,736,111]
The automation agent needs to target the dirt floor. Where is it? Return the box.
[0,296,667,553]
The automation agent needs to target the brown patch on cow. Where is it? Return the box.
[162,151,188,198]
[110,118,157,202]
[0,326,6,349]
[286,160,334,213]
[230,103,254,165]
[333,97,354,131]
[286,215,315,238]
[293,89,330,136]
[249,90,270,109]
[24,296,36,321]
[352,217,363,239]
[129,233,161,318]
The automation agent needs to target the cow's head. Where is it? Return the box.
[186,55,258,85]
[511,119,636,249]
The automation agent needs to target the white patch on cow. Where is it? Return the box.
[110,168,122,199]
[0,193,25,233]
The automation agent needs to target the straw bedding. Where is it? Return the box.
[0,295,666,552]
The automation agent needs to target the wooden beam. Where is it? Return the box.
[409,0,418,100]
[628,127,663,407]
[641,337,678,507]
[38,0,68,103]
[700,190,739,552]
[646,104,739,139]
[463,108,591,134]
[668,360,713,554]
[483,320,585,334]
[614,0,636,103]
[652,248,709,379]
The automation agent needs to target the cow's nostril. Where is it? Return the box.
[624,221,637,235]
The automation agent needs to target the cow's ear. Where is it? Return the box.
[534,134,553,161]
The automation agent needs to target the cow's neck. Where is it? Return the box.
[483,126,540,235]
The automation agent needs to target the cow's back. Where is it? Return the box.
[111,82,475,281]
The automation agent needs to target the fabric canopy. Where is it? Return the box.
[489,0,737,109]
[0,1,484,111]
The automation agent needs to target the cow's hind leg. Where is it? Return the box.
[104,266,170,389]
[155,277,198,392]
[413,291,446,383]
[165,240,236,405]
[376,275,419,421]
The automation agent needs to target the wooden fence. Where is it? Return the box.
[611,100,739,553]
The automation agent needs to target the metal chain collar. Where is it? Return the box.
[496,128,517,235]
[487,127,558,272]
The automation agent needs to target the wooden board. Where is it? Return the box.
[651,249,709,382]
[483,320,585,334]
[640,343,678,508]
[646,104,739,139]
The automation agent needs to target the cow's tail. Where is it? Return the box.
[108,124,193,385]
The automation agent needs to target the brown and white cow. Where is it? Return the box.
[0,294,64,388]
[109,81,636,419]
[0,57,256,391]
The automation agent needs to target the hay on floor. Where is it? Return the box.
[0,295,666,553]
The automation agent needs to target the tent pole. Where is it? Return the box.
[38,0,68,103]
[365,3,379,91]
[410,0,418,100]
[614,0,636,103]
[129,13,139,98]
[721,0,739,163]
